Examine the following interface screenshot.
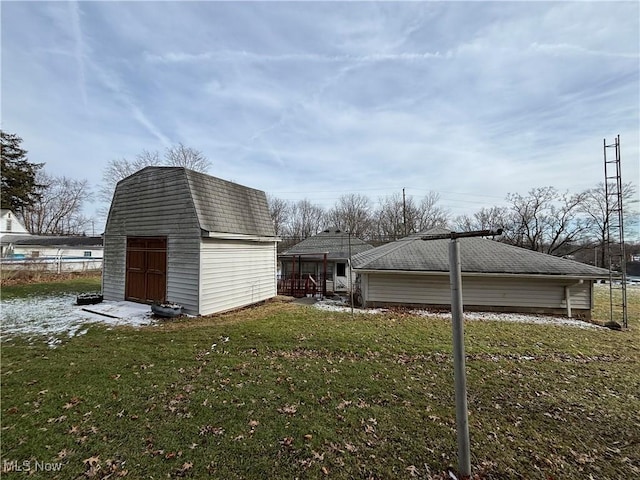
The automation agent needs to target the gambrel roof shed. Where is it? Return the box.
[103,166,278,315]
[351,228,609,319]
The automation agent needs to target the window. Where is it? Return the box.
[31,251,40,258]
[84,251,92,257]
[6,217,12,232]
[336,262,346,277]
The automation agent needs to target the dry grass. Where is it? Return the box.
[0,270,101,287]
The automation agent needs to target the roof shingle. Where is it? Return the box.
[352,228,610,278]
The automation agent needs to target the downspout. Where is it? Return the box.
[564,279,584,318]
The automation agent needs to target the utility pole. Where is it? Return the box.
[421,228,503,479]
[403,188,407,237]
[348,230,354,316]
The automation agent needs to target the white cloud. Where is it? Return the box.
[1,1,638,236]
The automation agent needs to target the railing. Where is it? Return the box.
[277,274,325,298]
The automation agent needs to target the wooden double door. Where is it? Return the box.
[125,237,167,303]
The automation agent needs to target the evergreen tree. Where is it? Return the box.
[1,131,43,211]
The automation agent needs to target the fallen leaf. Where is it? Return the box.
[278,404,298,415]
[83,455,100,467]
[175,461,193,477]
[280,437,294,447]
[406,465,419,477]
[57,448,72,459]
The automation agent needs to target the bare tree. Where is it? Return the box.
[327,193,373,238]
[165,143,211,171]
[454,206,509,232]
[285,199,326,241]
[98,144,211,209]
[266,194,290,237]
[580,182,639,266]
[416,192,450,231]
[503,186,590,256]
[19,171,92,235]
[373,192,420,241]
[373,191,448,241]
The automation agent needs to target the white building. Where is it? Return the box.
[102,166,278,315]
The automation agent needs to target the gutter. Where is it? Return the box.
[202,231,279,242]
[352,269,608,281]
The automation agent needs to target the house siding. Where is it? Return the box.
[102,235,126,300]
[199,239,277,315]
[361,273,592,312]
[103,168,202,312]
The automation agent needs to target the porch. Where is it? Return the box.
[277,253,330,298]
[277,273,331,298]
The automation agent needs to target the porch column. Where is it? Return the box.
[291,256,295,297]
[323,253,327,297]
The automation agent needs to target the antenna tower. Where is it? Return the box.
[603,135,628,328]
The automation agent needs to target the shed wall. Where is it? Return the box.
[103,169,202,312]
[199,239,277,315]
[361,273,592,311]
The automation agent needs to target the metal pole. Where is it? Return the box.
[449,238,471,478]
[403,188,407,236]
[348,231,354,316]
[422,229,501,478]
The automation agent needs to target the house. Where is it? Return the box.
[351,228,611,319]
[0,210,103,272]
[278,228,374,296]
[102,166,278,315]
[0,209,30,237]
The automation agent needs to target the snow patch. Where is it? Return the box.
[312,298,602,329]
[1,294,157,346]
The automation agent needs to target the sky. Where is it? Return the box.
[2,1,639,233]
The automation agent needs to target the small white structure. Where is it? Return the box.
[0,209,29,237]
[0,210,103,271]
[352,228,611,320]
[103,167,278,315]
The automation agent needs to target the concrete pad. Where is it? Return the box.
[82,300,151,319]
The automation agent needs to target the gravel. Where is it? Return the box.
[313,297,603,329]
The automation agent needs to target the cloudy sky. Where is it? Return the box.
[2,1,638,231]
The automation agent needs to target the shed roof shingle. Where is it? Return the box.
[352,228,610,278]
[183,169,275,237]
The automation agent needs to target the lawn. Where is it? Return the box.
[1,283,638,479]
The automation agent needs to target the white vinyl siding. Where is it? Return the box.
[361,273,592,310]
[166,236,200,314]
[199,239,277,315]
[102,235,126,300]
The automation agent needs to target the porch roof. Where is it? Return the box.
[280,228,374,261]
